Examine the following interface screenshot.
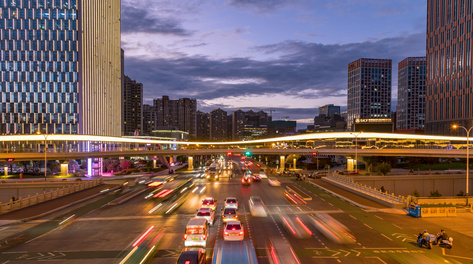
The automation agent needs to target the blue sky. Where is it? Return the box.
[121,0,427,129]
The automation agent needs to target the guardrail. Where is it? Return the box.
[325,174,406,205]
[0,178,103,215]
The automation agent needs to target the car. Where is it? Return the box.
[176,248,206,264]
[195,208,216,225]
[309,171,327,179]
[241,175,251,185]
[259,172,267,178]
[221,207,238,223]
[249,196,267,217]
[252,174,262,181]
[268,179,281,186]
[224,197,238,209]
[223,221,244,241]
[201,197,217,211]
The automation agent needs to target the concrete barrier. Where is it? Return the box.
[0,178,103,215]
[420,207,457,217]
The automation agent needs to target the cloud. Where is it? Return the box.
[121,5,191,36]
[228,0,294,12]
[126,33,425,121]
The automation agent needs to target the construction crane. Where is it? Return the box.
[268,109,276,121]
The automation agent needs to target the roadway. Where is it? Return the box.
[1,158,473,263]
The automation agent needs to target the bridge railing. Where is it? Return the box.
[327,174,406,204]
[0,178,103,215]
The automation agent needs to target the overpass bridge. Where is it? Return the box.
[0,132,471,175]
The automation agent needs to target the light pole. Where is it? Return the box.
[37,131,48,181]
[453,125,472,206]
[350,132,362,172]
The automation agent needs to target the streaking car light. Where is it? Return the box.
[100,188,110,193]
[180,187,188,193]
[191,186,199,193]
[294,193,307,204]
[148,203,162,214]
[269,243,280,264]
[199,186,206,194]
[290,247,301,264]
[282,216,297,236]
[119,246,138,264]
[314,219,339,240]
[148,228,165,247]
[153,189,173,198]
[132,226,154,247]
[148,181,163,187]
[139,245,156,264]
[328,219,356,240]
[296,217,312,235]
[165,203,178,214]
[285,193,298,204]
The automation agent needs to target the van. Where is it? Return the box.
[184,218,209,247]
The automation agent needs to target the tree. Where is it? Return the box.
[68,160,80,173]
[377,162,392,176]
[120,160,132,170]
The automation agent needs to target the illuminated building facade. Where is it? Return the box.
[0,0,122,136]
[210,108,228,141]
[153,96,197,138]
[426,0,473,135]
[397,57,427,130]
[347,58,392,131]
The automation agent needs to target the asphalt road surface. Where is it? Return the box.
[1,158,472,264]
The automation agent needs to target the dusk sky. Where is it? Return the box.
[121,0,427,129]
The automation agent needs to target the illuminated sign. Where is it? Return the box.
[355,118,392,123]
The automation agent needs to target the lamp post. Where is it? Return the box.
[453,125,472,205]
[37,131,48,181]
[350,132,362,172]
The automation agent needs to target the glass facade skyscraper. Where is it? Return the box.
[0,0,121,136]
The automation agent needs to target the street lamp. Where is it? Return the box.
[452,124,472,205]
[36,131,48,181]
[350,132,363,172]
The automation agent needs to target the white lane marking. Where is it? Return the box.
[349,215,357,220]
[363,223,373,229]
[392,223,403,230]
[366,256,388,264]
[375,215,383,220]
[381,234,393,241]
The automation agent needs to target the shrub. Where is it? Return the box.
[429,190,442,197]
[380,186,388,193]
[457,190,465,196]
[412,189,420,197]
[377,162,392,176]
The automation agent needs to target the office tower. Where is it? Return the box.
[142,104,156,135]
[122,76,142,136]
[210,108,228,141]
[153,96,196,137]
[0,0,121,136]
[397,57,427,130]
[426,0,473,135]
[347,58,392,130]
[319,104,341,117]
[232,109,245,140]
[267,120,296,137]
[196,110,210,141]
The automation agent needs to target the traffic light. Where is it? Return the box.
[7,158,15,162]
[312,152,318,156]
[245,151,251,156]
[227,152,232,156]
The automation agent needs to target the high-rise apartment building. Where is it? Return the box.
[232,109,245,140]
[153,96,196,137]
[196,110,209,141]
[0,0,121,136]
[142,104,156,135]
[426,0,473,135]
[231,109,268,140]
[319,104,341,117]
[397,57,427,130]
[122,76,142,136]
[210,108,228,141]
[347,58,392,130]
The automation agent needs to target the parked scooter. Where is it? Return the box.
[435,233,453,249]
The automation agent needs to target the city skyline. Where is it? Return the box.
[121,0,427,128]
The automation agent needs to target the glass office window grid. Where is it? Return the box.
[347,58,392,130]
[397,57,427,130]
[0,0,78,135]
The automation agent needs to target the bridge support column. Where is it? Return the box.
[188,156,194,170]
[280,156,285,171]
[293,157,297,170]
[347,157,356,171]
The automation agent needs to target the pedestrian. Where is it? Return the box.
[11,196,15,201]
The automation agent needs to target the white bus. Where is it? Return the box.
[207,162,220,180]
